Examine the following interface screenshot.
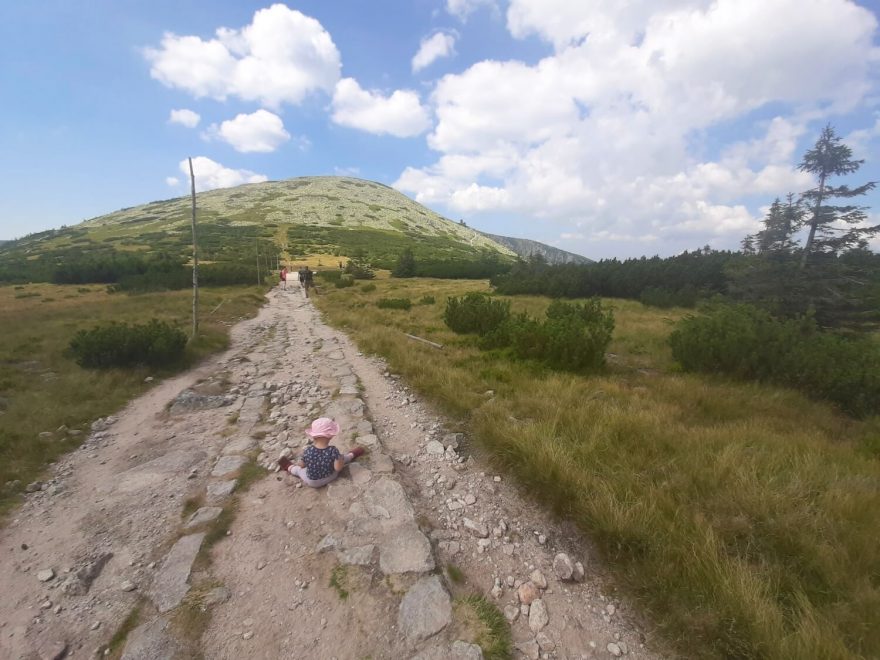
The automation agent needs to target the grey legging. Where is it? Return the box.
[288,452,353,487]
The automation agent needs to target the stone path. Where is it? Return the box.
[0,285,662,660]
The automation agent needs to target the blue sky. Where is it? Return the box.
[2,0,879,258]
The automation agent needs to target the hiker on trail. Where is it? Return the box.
[301,266,314,298]
[277,417,365,488]
[280,266,288,289]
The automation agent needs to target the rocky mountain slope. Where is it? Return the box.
[479,232,593,265]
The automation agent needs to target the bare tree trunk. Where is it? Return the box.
[189,158,199,339]
[800,172,826,270]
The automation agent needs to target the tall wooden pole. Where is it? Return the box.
[255,237,261,285]
[188,158,199,339]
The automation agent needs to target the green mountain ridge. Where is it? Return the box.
[0,176,594,281]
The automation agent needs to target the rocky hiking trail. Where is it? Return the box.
[1,287,660,660]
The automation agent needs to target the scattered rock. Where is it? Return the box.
[462,518,488,538]
[503,605,520,622]
[529,598,549,633]
[530,569,547,589]
[553,552,575,581]
[425,440,445,456]
[515,639,540,660]
[518,581,540,605]
[536,632,555,652]
[120,580,137,592]
[37,569,55,582]
[607,642,623,657]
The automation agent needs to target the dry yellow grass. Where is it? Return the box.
[0,282,267,519]
[313,277,880,659]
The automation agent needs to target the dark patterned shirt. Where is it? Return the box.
[302,444,341,480]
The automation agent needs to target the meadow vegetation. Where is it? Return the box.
[313,276,880,659]
[0,282,268,519]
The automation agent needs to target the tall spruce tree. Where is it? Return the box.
[798,124,878,269]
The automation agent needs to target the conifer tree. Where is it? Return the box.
[798,124,878,269]
[392,248,417,278]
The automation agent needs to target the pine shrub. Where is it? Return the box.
[669,304,880,417]
[377,297,412,310]
[69,319,187,368]
[443,292,510,335]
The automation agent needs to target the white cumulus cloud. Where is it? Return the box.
[331,78,431,137]
[168,109,201,128]
[412,32,456,72]
[145,4,341,108]
[165,176,181,187]
[208,109,290,153]
[180,157,268,192]
[396,0,879,256]
[446,0,496,20]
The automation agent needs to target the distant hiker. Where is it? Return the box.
[301,266,314,298]
[280,266,288,289]
[277,417,365,488]
[339,261,344,269]
[298,266,306,290]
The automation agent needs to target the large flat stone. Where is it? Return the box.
[337,544,375,566]
[379,523,434,574]
[398,575,451,644]
[121,617,179,660]
[370,453,394,474]
[211,455,248,478]
[114,450,204,494]
[149,533,205,613]
[206,479,237,501]
[221,436,256,455]
[412,641,484,659]
[184,506,223,529]
[348,463,372,485]
[362,478,414,528]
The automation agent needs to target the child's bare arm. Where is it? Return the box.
[297,459,305,468]
[333,457,344,472]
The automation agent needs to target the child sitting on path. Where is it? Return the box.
[278,417,364,488]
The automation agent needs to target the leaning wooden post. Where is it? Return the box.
[188,157,199,339]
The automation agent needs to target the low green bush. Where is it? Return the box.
[377,297,412,310]
[443,292,510,335]
[334,274,355,288]
[419,295,435,305]
[318,270,343,282]
[482,299,614,372]
[68,319,187,368]
[669,304,880,417]
[360,283,377,293]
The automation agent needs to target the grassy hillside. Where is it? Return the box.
[313,277,880,660]
[0,177,516,281]
[0,282,269,520]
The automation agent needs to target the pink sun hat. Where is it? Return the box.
[306,417,340,439]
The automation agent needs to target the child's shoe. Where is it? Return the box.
[348,446,366,459]
[277,456,293,473]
